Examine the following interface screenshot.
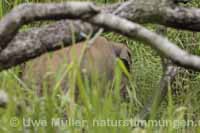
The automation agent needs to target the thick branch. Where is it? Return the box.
[105,0,200,31]
[0,2,99,50]
[0,20,95,70]
[162,7,200,31]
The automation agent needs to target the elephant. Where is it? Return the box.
[21,37,132,99]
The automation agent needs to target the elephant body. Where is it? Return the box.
[21,37,132,98]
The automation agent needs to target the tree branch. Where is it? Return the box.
[0,20,95,70]
[0,2,99,50]
[135,59,178,120]
[162,7,200,31]
[1,1,200,71]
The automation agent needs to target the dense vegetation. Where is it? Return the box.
[0,0,200,132]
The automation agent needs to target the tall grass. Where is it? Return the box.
[1,0,200,133]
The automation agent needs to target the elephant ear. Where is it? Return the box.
[119,46,132,72]
[109,42,132,71]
